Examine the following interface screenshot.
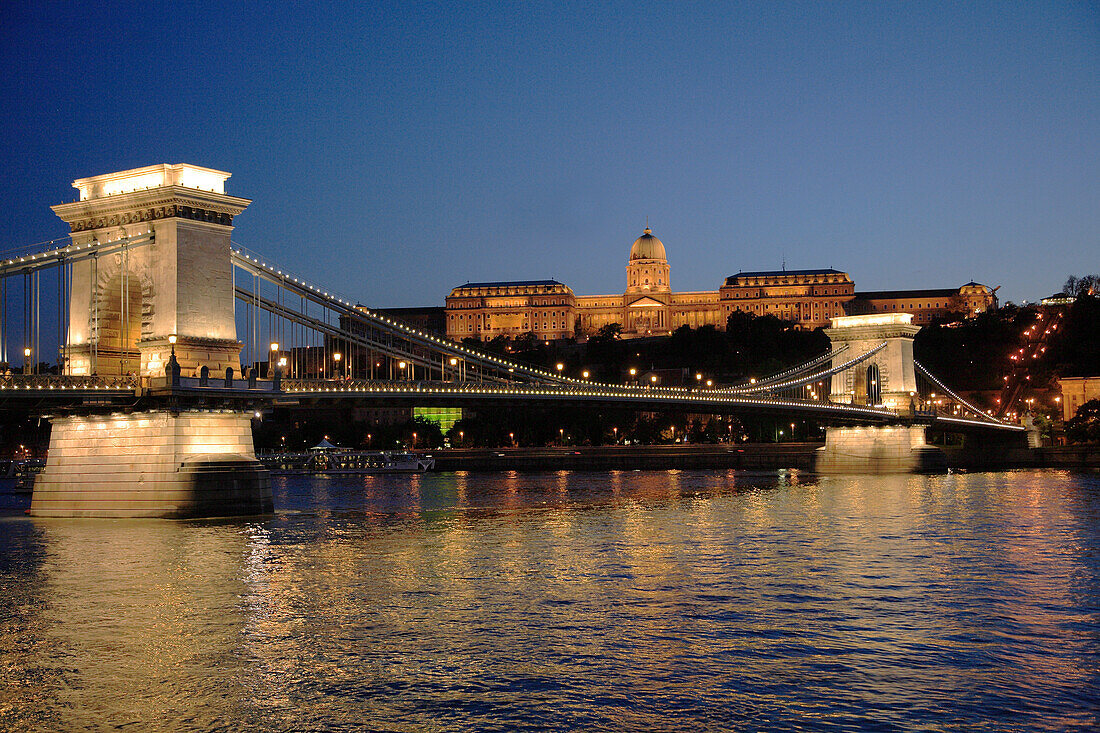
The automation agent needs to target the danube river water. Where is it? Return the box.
[2,469,1099,732]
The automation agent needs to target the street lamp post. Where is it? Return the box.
[23,347,32,375]
[166,335,179,382]
[333,352,342,380]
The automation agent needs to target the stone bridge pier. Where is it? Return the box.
[815,314,947,474]
[30,164,270,518]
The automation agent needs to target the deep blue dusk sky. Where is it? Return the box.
[2,1,1096,307]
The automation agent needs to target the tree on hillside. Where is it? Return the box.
[914,307,1032,391]
[1064,274,1100,298]
[724,312,828,379]
[1045,294,1100,377]
[1065,400,1100,444]
[595,323,623,341]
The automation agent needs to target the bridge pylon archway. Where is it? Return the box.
[51,164,250,377]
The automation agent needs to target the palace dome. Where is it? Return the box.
[629,227,666,261]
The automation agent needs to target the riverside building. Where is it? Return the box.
[444,227,996,341]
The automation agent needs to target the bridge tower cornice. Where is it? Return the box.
[822,323,920,341]
[51,186,251,233]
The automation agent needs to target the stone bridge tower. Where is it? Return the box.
[816,313,945,474]
[824,313,921,409]
[29,165,270,519]
[51,164,249,377]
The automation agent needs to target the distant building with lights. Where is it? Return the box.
[846,283,998,325]
[444,227,997,341]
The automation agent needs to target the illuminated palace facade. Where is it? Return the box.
[445,227,996,342]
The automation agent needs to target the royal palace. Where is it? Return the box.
[444,227,996,342]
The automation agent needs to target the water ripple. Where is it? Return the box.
[1,469,1099,731]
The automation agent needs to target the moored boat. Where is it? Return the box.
[259,450,435,474]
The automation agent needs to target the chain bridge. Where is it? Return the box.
[0,164,1025,517]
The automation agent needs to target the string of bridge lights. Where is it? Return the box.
[0,236,1022,433]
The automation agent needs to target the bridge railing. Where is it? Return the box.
[0,373,143,392]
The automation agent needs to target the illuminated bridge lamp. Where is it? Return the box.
[556,363,564,373]
[168,334,176,358]
[582,370,589,379]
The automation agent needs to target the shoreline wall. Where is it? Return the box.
[431,444,1100,473]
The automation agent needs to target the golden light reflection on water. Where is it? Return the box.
[1,469,1098,731]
